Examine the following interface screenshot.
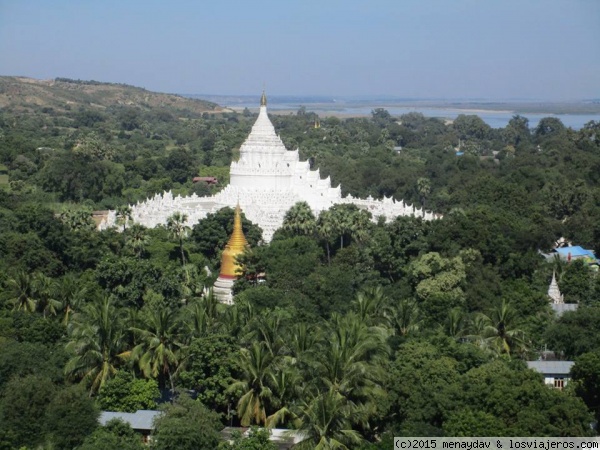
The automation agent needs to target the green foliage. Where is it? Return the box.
[0,340,67,390]
[97,370,160,412]
[191,207,263,262]
[151,394,222,450]
[571,350,600,424]
[0,375,56,448]
[178,334,239,414]
[44,384,99,450]
[544,306,600,357]
[3,84,600,445]
[79,419,145,450]
[560,259,592,303]
[219,427,277,450]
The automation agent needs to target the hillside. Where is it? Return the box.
[0,76,222,116]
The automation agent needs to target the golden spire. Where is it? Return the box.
[260,90,267,107]
[218,205,249,279]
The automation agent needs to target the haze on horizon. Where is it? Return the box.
[0,0,598,101]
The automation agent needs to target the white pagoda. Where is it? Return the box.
[547,271,564,304]
[99,92,437,241]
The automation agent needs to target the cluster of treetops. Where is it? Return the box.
[1,94,600,448]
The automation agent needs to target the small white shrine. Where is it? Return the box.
[548,271,564,304]
[99,92,438,241]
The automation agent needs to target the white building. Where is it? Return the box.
[526,360,574,390]
[99,92,437,241]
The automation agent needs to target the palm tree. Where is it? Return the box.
[227,342,276,426]
[266,362,303,428]
[251,310,286,356]
[115,205,133,232]
[352,286,389,326]
[282,202,317,236]
[131,308,183,392]
[55,273,87,325]
[288,322,320,362]
[33,273,60,318]
[180,264,205,304]
[351,209,372,245]
[445,308,468,340]
[184,289,222,341]
[166,212,190,265]
[316,314,388,404]
[480,299,529,356]
[317,210,335,265]
[294,388,364,450]
[467,313,489,349]
[125,223,150,258]
[388,298,422,337]
[65,296,129,394]
[222,299,256,340]
[416,177,431,207]
[7,271,37,313]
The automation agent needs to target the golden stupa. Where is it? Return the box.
[218,205,249,279]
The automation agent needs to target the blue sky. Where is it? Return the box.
[0,0,598,99]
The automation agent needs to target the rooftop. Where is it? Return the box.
[99,410,161,431]
[527,360,574,375]
[554,246,597,260]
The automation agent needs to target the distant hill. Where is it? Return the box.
[0,76,222,116]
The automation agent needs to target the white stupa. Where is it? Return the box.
[548,271,564,304]
[99,92,438,241]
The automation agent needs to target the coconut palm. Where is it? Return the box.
[265,362,303,428]
[65,296,128,394]
[166,212,190,265]
[288,322,320,362]
[251,310,286,356]
[467,313,489,349]
[131,308,183,392]
[55,273,87,325]
[316,314,388,403]
[445,308,468,340]
[222,299,256,340]
[180,264,205,304]
[352,286,389,326]
[282,201,317,236]
[480,299,529,356]
[7,271,37,313]
[33,273,61,318]
[294,388,365,450]
[227,341,276,426]
[184,289,222,341]
[388,298,422,337]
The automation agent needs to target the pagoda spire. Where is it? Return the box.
[213,205,250,305]
[219,204,249,278]
[260,90,267,107]
[548,270,564,304]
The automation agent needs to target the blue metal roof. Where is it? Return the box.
[554,246,596,258]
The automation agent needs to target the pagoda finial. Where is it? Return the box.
[260,90,267,107]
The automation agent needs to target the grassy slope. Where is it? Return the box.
[0,76,221,116]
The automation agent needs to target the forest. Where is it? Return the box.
[1,77,600,449]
